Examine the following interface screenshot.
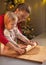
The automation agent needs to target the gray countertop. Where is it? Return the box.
[32,32,46,46]
[0,56,42,65]
[0,32,46,65]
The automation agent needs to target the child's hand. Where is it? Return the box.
[15,44,21,48]
[16,44,27,49]
[16,48,26,55]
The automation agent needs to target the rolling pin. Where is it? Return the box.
[26,42,37,52]
[26,45,32,52]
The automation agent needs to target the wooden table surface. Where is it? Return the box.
[1,45,46,63]
[0,33,46,65]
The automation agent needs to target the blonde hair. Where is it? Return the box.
[4,11,18,27]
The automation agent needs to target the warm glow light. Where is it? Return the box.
[40,0,46,6]
[41,0,46,5]
[42,0,46,5]
[27,17,31,21]
[14,0,25,3]
[9,5,14,9]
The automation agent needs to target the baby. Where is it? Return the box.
[4,11,19,47]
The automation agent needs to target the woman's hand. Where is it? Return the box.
[30,40,38,46]
[27,40,38,46]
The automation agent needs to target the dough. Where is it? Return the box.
[26,45,32,52]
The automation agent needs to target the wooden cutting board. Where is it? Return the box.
[1,45,46,63]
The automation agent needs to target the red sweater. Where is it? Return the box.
[0,14,21,45]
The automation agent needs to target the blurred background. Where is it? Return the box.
[0,0,46,39]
